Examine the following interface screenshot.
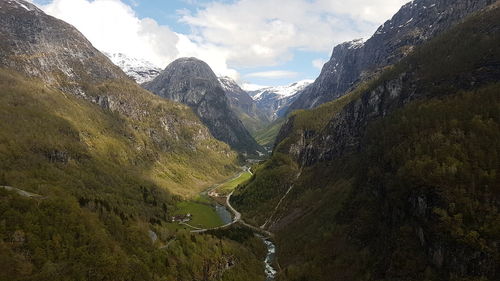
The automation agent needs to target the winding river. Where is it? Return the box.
[212,204,277,280]
[200,168,278,280]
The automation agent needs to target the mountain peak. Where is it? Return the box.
[247,80,313,121]
[144,57,263,154]
[288,0,495,112]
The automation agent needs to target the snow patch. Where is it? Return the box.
[250,80,313,101]
[347,38,365,49]
[9,0,33,11]
[105,52,161,84]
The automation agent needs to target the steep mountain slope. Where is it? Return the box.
[232,3,500,281]
[105,52,161,84]
[0,0,238,196]
[144,58,263,154]
[0,2,266,280]
[248,80,312,121]
[288,0,495,112]
[218,76,270,135]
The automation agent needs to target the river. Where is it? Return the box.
[206,171,278,280]
[214,203,233,224]
[212,203,277,280]
[258,235,277,280]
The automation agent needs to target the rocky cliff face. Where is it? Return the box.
[0,0,239,196]
[144,58,263,154]
[234,3,500,280]
[218,76,255,114]
[0,0,128,88]
[288,0,495,112]
[218,76,270,134]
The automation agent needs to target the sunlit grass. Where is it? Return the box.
[173,201,223,229]
[217,171,253,195]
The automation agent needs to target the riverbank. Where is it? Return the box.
[168,166,279,280]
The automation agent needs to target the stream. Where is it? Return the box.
[213,203,277,280]
[259,235,277,280]
[204,171,278,280]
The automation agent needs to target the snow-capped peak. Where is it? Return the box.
[105,52,161,84]
[250,80,314,101]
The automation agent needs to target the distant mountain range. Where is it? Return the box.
[104,54,310,142]
[1,0,499,280]
[246,80,313,121]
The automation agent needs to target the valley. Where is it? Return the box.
[0,0,499,281]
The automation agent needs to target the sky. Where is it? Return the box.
[31,0,409,87]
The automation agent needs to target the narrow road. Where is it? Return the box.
[1,186,43,199]
[188,167,273,237]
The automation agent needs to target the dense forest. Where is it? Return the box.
[233,5,500,281]
[0,60,262,281]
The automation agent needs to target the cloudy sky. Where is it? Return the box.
[32,0,408,87]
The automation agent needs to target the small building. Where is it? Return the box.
[171,213,192,223]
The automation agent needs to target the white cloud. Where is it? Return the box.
[35,0,409,83]
[241,83,269,92]
[176,34,240,80]
[37,0,239,79]
[41,0,177,68]
[245,70,299,79]
[181,0,409,68]
[312,58,327,69]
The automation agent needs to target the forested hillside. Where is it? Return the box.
[0,1,265,280]
[232,4,500,280]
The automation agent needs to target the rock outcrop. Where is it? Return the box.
[218,76,270,134]
[288,0,495,112]
[144,58,263,154]
[0,0,128,88]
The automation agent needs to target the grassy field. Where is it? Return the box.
[173,201,223,229]
[253,118,285,146]
[217,171,253,195]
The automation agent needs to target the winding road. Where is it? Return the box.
[188,168,273,237]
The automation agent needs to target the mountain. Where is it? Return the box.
[0,0,238,195]
[105,52,161,84]
[218,76,270,135]
[288,0,495,112]
[247,80,312,121]
[0,1,265,279]
[232,2,500,281]
[144,58,263,154]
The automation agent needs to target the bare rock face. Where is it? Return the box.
[218,76,255,115]
[288,0,495,112]
[0,0,128,88]
[0,0,237,168]
[144,58,263,154]
[218,76,270,134]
